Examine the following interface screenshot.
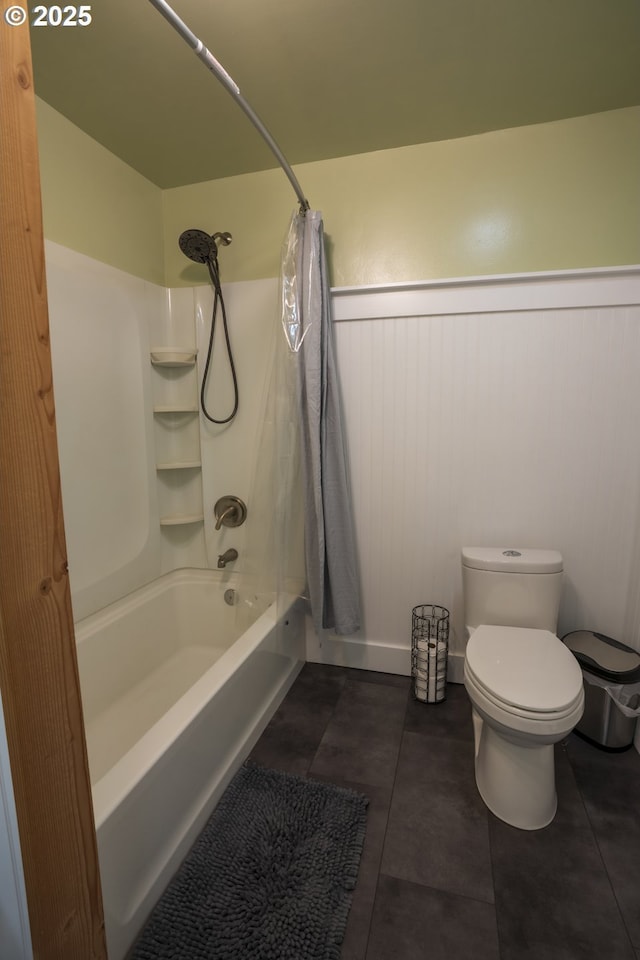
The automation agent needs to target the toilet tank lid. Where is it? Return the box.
[462,547,563,574]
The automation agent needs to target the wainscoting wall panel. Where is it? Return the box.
[307,269,640,678]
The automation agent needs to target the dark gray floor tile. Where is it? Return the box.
[310,679,408,788]
[299,661,352,686]
[566,735,640,947]
[289,660,350,700]
[342,667,411,689]
[545,742,596,830]
[566,734,640,813]
[404,681,474,742]
[381,731,494,903]
[249,662,346,775]
[248,663,640,960]
[490,769,636,960]
[365,874,500,960]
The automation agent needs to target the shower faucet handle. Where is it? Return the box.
[214,496,247,531]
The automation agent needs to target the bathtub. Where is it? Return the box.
[74,567,304,960]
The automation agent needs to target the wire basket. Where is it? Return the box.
[411,604,450,703]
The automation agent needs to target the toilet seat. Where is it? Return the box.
[465,664,582,722]
[466,625,584,716]
[464,664,583,733]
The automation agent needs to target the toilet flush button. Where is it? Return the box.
[502,550,522,557]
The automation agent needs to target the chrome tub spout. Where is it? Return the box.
[217,548,238,569]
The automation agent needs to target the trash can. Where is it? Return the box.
[561,630,640,751]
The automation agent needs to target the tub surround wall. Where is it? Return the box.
[46,241,284,620]
[46,241,164,621]
[148,276,282,579]
[147,285,208,571]
[195,278,280,578]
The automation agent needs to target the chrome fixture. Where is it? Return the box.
[214,496,247,530]
[179,227,238,424]
[217,548,238,569]
[178,229,232,265]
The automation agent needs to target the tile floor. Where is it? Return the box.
[249,663,640,960]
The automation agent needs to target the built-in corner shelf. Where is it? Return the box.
[156,460,202,471]
[153,405,199,415]
[159,514,205,527]
[151,344,204,532]
[150,347,197,367]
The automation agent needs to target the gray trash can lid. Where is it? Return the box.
[561,630,640,684]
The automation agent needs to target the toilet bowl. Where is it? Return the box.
[464,624,584,830]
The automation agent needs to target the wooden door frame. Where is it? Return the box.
[0,7,106,958]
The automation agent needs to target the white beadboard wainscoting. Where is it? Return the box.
[306,267,640,682]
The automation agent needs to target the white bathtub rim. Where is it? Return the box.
[89,580,299,827]
[120,654,305,928]
[104,652,304,954]
[75,566,250,639]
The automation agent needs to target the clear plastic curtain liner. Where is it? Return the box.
[232,286,305,637]
[232,313,278,636]
[280,211,361,636]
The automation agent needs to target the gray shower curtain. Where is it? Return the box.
[281,211,361,636]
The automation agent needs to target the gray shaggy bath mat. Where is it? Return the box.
[131,763,368,960]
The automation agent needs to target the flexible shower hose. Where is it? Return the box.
[200,256,239,424]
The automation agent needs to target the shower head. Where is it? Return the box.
[178,228,232,264]
[179,229,217,264]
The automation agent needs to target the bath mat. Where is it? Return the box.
[130,763,368,960]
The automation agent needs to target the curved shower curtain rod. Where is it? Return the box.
[146,0,311,213]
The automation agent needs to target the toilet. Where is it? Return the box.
[462,547,584,830]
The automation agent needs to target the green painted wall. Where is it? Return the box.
[36,99,639,289]
[36,99,165,285]
[164,106,640,287]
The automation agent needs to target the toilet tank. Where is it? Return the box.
[462,547,563,633]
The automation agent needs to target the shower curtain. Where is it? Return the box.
[232,291,305,636]
[281,210,361,636]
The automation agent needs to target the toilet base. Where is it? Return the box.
[472,707,557,831]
